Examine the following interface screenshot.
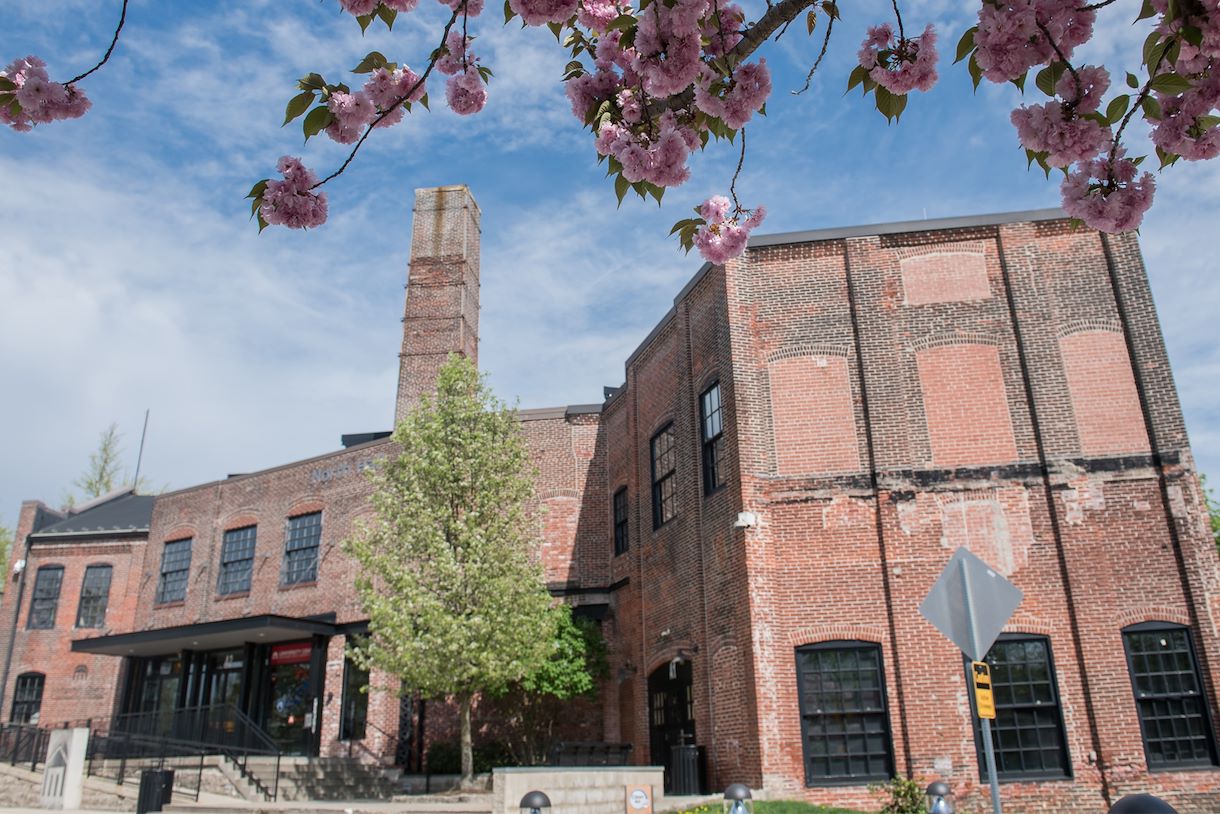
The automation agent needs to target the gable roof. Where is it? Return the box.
[30,490,154,540]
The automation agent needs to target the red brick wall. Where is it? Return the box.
[768,353,860,475]
[1059,329,1150,457]
[917,342,1018,468]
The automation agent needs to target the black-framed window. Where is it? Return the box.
[650,424,676,529]
[700,382,726,494]
[75,564,113,628]
[10,673,44,724]
[613,488,629,556]
[1123,622,1218,770]
[283,512,322,585]
[340,648,370,740]
[795,641,894,784]
[217,526,257,595]
[156,538,192,604]
[970,635,1071,781]
[27,566,63,629]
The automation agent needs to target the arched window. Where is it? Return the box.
[76,564,113,628]
[11,673,44,724]
[795,640,894,785]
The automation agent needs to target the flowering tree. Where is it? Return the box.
[4,0,1218,261]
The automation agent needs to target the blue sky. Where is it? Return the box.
[1,0,1216,522]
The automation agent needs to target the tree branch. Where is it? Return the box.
[793,12,835,95]
[729,126,746,208]
[66,0,129,86]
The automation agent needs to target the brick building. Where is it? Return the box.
[2,186,1218,812]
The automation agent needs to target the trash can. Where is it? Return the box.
[136,768,174,814]
[669,744,701,795]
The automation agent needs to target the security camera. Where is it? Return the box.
[12,559,25,574]
[733,511,759,529]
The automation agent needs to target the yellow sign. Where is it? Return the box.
[972,661,996,719]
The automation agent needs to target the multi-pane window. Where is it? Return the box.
[699,382,725,494]
[75,564,113,628]
[10,673,44,724]
[613,488,629,556]
[27,566,64,629]
[218,526,257,595]
[340,649,370,740]
[1123,623,1218,770]
[795,641,894,784]
[283,512,322,585]
[156,538,193,604]
[971,636,1071,781]
[650,424,676,529]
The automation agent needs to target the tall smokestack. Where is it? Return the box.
[394,185,481,424]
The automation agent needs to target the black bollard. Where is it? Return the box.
[1107,794,1179,814]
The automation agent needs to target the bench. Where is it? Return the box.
[548,741,634,767]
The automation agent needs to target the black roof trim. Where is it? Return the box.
[72,613,339,656]
[30,493,155,540]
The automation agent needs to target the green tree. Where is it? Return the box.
[74,422,125,500]
[344,354,554,787]
[0,518,13,590]
[486,603,608,765]
[1202,474,1220,552]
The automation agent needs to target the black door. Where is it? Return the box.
[648,660,695,792]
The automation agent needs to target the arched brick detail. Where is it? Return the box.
[916,343,1017,467]
[221,513,259,531]
[768,354,861,475]
[1002,618,1058,637]
[1058,330,1150,457]
[901,250,991,305]
[286,499,325,518]
[1117,606,1192,629]
[162,526,197,543]
[787,624,887,647]
[766,343,851,363]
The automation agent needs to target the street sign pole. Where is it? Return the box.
[960,554,1003,814]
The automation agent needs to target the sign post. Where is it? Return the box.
[919,547,1024,814]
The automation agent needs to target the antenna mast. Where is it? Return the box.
[132,409,150,491]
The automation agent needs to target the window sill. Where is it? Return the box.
[804,775,892,788]
[703,484,727,499]
[279,580,318,592]
[215,591,250,602]
[154,600,186,609]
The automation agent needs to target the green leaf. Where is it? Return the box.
[257,211,270,233]
[968,53,983,90]
[1105,94,1130,124]
[614,172,629,206]
[546,21,563,41]
[1196,114,1220,129]
[1011,72,1027,93]
[1142,94,1163,119]
[353,51,389,74]
[605,14,636,31]
[504,0,517,22]
[419,93,430,111]
[1126,72,1140,89]
[821,0,839,20]
[1149,72,1192,94]
[356,12,375,33]
[1035,61,1067,97]
[564,60,584,74]
[1144,32,1171,69]
[846,64,870,94]
[874,85,907,122]
[644,182,664,205]
[1136,0,1157,20]
[955,26,977,64]
[0,76,15,91]
[299,73,327,91]
[283,91,315,125]
[302,105,334,140]
[478,65,494,82]
[246,179,269,203]
[377,4,397,29]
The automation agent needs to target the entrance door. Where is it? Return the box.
[648,660,696,792]
[263,641,315,755]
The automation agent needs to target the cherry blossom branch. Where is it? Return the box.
[65,0,129,85]
[1036,21,1082,102]
[890,0,906,43]
[793,12,835,95]
[314,9,461,188]
[729,126,746,208]
[1108,42,1171,166]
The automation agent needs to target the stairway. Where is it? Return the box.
[245,756,402,801]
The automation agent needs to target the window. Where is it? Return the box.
[10,673,44,724]
[156,538,192,604]
[1123,623,1218,770]
[75,564,113,628]
[217,526,256,595]
[700,382,726,494]
[970,636,1071,781]
[27,566,63,629]
[650,424,676,529]
[283,512,322,585]
[340,647,370,740]
[795,641,894,784]
[613,488,629,556]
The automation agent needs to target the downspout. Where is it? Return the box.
[0,533,33,719]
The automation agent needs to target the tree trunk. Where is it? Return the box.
[459,693,474,789]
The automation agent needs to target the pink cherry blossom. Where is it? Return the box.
[694,198,765,264]
[565,69,619,120]
[261,156,329,230]
[578,0,622,31]
[974,0,1095,84]
[325,90,376,144]
[632,0,708,96]
[1150,73,1220,161]
[701,3,744,57]
[437,0,485,17]
[1,55,91,131]
[858,23,938,95]
[1060,151,1155,233]
[383,0,421,9]
[1055,64,1109,113]
[363,66,427,127]
[508,0,580,26]
[437,31,475,76]
[694,59,771,128]
[339,0,380,15]
[446,70,488,115]
[1010,101,1110,167]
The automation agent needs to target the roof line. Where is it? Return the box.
[70,486,136,515]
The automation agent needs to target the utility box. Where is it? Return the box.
[136,768,174,814]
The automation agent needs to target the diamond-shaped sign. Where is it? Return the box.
[919,547,1023,661]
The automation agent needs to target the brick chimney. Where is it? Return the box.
[394,185,481,424]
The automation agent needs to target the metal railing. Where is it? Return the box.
[343,717,400,765]
[0,722,51,771]
[85,728,207,802]
[107,703,282,801]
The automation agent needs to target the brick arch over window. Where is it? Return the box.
[1058,329,1149,457]
[767,350,860,476]
[900,249,991,305]
[916,342,1017,467]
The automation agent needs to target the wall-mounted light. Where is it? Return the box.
[733,512,758,529]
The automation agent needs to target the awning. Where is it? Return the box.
[72,613,339,657]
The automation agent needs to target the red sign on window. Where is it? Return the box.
[270,642,313,665]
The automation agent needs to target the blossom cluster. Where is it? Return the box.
[324,64,427,144]
[973,0,1095,84]
[1060,151,1155,233]
[693,196,766,265]
[1146,0,1220,161]
[0,56,90,131]
[857,24,939,95]
[435,31,487,116]
[1010,66,1112,168]
[260,156,329,230]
